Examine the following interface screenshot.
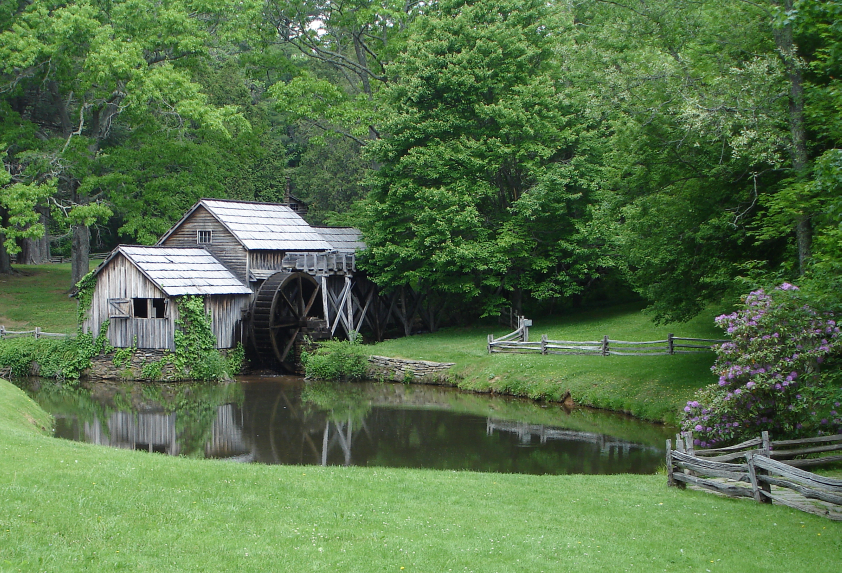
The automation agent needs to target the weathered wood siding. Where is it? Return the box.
[83,253,176,350]
[206,294,250,348]
[83,254,250,350]
[160,206,249,284]
[249,250,286,272]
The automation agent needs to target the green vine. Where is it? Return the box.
[75,270,98,327]
[173,295,228,381]
[112,336,137,369]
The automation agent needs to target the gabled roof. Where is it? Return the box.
[313,227,366,253]
[158,198,333,251]
[97,246,251,296]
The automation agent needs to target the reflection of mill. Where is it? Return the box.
[485,419,658,455]
[56,404,251,460]
[259,385,371,467]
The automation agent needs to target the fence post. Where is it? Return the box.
[541,334,548,355]
[0,325,4,339]
[682,431,695,456]
[666,439,675,487]
[521,318,530,343]
[746,433,773,504]
[668,333,674,355]
[487,334,493,354]
[602,335,609,356]
[34,327,41,340]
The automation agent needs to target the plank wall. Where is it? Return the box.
[83,253,176,350]
[160,206,250,284]
[84,254,250,350]
[249,250,286,272]
[206,294,250,349]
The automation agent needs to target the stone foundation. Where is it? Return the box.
[367,355,457,385]
[87,350,181,381]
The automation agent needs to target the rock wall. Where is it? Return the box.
[87,350,180,381]
[367,355,457,385]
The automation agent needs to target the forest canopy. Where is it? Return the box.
[1,0,840,320]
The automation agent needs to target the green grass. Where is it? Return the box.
[1,378,840,572]
[371,304,727,423]
[0,263,95,334]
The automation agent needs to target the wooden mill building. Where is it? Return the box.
[81,199,371,370]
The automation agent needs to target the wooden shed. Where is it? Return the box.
[82,246,251,350]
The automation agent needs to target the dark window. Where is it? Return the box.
[133,298,148,318]
[151,298,166,318]
[197,229,212,244]
[133,298,167,319]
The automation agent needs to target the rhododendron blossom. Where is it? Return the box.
[681,285,842,445]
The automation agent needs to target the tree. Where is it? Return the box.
[359,0,607,315]
[571,0,804,321]
[0,0,253,284]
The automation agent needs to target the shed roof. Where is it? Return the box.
[108,246,251,296]
[165,199,333,251]
[313,227,366,253]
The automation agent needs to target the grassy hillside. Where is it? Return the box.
[0,263,94,334]
[371,303,727,423]
[1,378,839,572]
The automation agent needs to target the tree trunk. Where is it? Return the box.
[773,0,811,274]
[19,209,51,264]
[71,224,90,287]
[0,233,11,274]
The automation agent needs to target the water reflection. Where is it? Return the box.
[26,376,674,475]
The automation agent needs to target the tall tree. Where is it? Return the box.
[359,0,606,314]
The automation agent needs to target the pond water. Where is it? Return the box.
[24,376,674,475]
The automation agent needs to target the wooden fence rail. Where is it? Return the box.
[667,430,842,520]
[0,326,70,339]
[487,319,726,356]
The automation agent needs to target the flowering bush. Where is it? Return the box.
[681,283,842,447]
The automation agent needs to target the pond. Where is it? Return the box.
[24,376,675,475]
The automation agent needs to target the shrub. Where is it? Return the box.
[681,283,842,447]
[0,324,111,385]
[301,336,369,381]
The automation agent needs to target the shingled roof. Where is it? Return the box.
[313,227,366,253]
[160,199,334,251]
[101,246,251,296]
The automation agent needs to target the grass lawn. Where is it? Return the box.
[1,378,840,572]
[371,304,727,423]
[0,263,95,334]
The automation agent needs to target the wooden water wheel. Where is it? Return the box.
[249,271,328,371]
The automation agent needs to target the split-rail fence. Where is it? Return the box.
[487,317,726,356]
[0,326,69,339]
[667,430,842,520]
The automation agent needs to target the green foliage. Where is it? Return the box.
[0,322,111,384]
[74,270,98,326]
[301,336,369,382]
[111,338,136,369]
[172,295,232,381]
[361,0,606,312]
[140,359,164,381]
[0,173,55,255]
[225,343,246,376]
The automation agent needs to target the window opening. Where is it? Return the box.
[132,298,167,319]
[151,298,166,318]
[197,230,212,244]
[133,298,148,318]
